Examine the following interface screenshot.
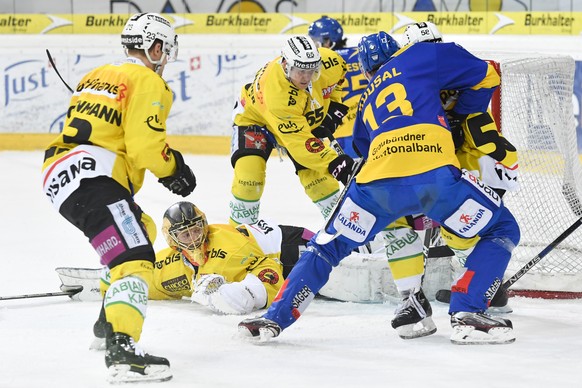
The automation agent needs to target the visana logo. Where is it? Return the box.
[45,155,97,201]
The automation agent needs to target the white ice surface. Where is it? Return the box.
[1,151,581,387]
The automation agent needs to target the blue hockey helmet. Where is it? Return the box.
[357,31,401,74]
[308,16,344,49]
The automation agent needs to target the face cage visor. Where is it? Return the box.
[169,222,205,252]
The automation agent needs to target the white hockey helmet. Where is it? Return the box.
[403,22,443,45]
[121,13,178,65]
[281,36,322,84]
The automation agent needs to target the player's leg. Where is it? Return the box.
[293,158,341,220]
[279,225,315,278]
[239,181,403,338]
[59,176,170,379]
[427,167,520,344]
[383,219,436,339]
[229,125,273,225]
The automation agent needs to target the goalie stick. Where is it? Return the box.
[0,285,83,301]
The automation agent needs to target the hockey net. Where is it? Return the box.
[319,54,582,303]
[488,54,582,298]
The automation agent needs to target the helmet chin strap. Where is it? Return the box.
[144,49,167,74]
[154,53,168,75]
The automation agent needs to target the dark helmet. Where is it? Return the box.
[161,201,208,265]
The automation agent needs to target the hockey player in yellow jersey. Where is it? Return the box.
[41,13,197,383]
[90,202,313,313]
[229,35,352,225]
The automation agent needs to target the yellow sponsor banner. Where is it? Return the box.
[397,12,581,34]
[1,12,581,35]
[0,14,130,34]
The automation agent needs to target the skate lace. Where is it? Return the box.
[394,292,427,319]
[126,337,146,357]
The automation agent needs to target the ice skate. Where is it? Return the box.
[105,332,172,383]
[391,288,437,339]
[450,311,515,345]
[238,317,282,341]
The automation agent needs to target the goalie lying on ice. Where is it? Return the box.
[57,201,314,316]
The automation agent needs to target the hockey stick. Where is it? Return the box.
[436,217,582,303]
[503,216,582,289]
[46,49,74,94]
[316,133,366,245]
[0,285,83,301]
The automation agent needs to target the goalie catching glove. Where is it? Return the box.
[158,149,197,197]
[328,154,355,185]
[191,273,267,315]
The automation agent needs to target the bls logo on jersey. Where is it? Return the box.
[208,248,227,259]
[4,59,50,106]
[322,57,339,69]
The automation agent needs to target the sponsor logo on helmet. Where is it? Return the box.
[146,13,172,27]
[288,39,301,55]
[121,34,143,45]
[291,60,320,70]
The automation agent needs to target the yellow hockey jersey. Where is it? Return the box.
[148,223,285,306]
[234,47,347,172]
[42,58,178,197]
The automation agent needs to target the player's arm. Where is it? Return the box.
[125,76,196,196]
[266,97,339,172]
[436,43,500,114]
[463,111,518,168]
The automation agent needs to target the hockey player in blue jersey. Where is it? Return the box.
[238,31,521,345]
[309,16,443,340]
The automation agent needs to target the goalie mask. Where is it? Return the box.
[403,22,443,45]
[162,201,209,266]
[121,13,179,67]
[281,36,322,88]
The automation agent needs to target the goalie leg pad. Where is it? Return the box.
[55,267,104,301]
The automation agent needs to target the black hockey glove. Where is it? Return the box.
[158,149,197,197]
[320,101,349,134]
[446,111,468,150]
[328,154,355,186]
[311,125,333,139]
